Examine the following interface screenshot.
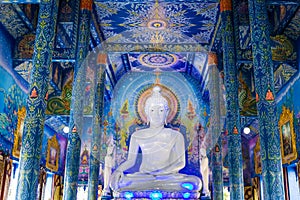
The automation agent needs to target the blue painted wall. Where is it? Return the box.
[0,24,26,153]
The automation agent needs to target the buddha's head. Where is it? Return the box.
[144,86,169,127]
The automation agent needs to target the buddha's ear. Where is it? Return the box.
[145,109,150,125]
[165,109,169,125]
[165,108,170,117]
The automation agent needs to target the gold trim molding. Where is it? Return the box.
[278,106,297,164]
[46,135,60,172]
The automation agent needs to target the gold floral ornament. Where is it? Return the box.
[12,107,26,158]
[46,135,60,172]
[278,106,297,164]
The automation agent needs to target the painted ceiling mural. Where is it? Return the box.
[94,1,219,47]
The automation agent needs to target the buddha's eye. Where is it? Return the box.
[160,109,163,112]
[151,109,154,112]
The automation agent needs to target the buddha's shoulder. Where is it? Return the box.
[131,129,148,137]
[166,128,183,136]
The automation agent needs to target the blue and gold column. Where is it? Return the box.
[211,139,223,200]
[15,0,59,199]
[207,52,223,200]
[220,0,244,199]
[87,55,107,200]
[63,0,93,199]
[248,0,284,199]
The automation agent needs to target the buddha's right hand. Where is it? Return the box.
[111,170,124,189]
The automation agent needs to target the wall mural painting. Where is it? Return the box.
[284,8,300,41]
[268,5,299,35]
[274,63,297,92]
[238,64,257,116]
[46,63,74,115]
[12,107,26,158]
[46,135,60,172]
[270,34,296,62]
[40,126,67,176]
[109,72,207,178]
[278,76,300,161]
[278,106,297,164]
[0,77,26,153]
[15,34,35,59]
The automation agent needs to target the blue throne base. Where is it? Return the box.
[113,190,200,199]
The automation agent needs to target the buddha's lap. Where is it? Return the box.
[115,173,201,191]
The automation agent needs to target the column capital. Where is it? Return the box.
[220,0,232,12]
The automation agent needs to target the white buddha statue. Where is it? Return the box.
[110,86,201,192]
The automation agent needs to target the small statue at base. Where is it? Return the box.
[110,86,201,192]
[200,148,210,197]
[102,138,115,196]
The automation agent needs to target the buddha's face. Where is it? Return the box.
[148,104,168,127]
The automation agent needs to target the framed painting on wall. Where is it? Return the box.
[254,137,262,174]
[12,107,26,158]
[278,106,297,164]
[46,135,60,172]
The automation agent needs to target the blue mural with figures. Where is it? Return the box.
[0,67,26,154]
[277,73,300,160]
[40,125,67,175]
[0,22,27,154]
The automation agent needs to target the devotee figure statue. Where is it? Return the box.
[110,86,201,193]
[200,148,210,197]
[102,138,115,196]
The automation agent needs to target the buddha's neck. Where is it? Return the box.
[149,124,164,130]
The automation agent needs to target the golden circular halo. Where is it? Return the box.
[136,85,179,123]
